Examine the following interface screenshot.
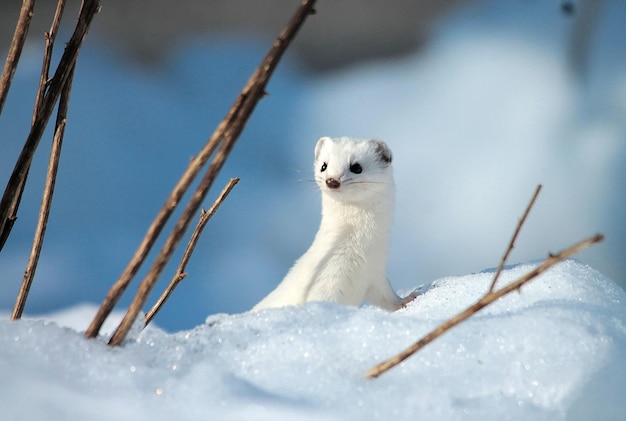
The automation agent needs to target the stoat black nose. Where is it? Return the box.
[325,178,340,189]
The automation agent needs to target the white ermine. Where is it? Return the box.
[252,136,416,312]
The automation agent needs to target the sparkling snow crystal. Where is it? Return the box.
[1,260,624,420]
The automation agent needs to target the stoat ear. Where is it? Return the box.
[372,139,392,166]
[315,137,331,160]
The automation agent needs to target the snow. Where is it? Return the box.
[1,260,625,420]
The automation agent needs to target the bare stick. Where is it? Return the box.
[84,119,222,338]
[32,0,67,125]
[0,0,35,116]
[11,0,68,319]
[11,62,75,320]
[366,233,604,378]
[488,184,542,292]
[9,119,64,319]
[144,177,239,327]
[0,0,100,253]
[93,0,316,344]
[85,0,315,338]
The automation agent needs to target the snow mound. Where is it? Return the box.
[0,260,624,420]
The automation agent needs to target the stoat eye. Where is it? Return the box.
[320,162,327,172]
[349,162,362,174]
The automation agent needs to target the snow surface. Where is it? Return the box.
[1,260,625,420]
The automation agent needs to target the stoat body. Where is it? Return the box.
[253,136,415,312]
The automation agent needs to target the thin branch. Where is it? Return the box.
[0,0,35,116]
[366,233,604,378]
[84,123,222,337]
[32,0,67,125]
[11,0,69,320]
[11,121,65,320]
[11,62,75,320]
[144,177,239,327]
[88,0,317,343]
[488,184,542,292]
[0,0,100,253]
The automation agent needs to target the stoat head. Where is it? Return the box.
[313,136,394,204]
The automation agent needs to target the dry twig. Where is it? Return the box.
[11,121,66,320]
[32,0,67,124]
[0,0,35,115]
[488,184,542,292]
[11,68,75,320]
[144,177,239,327]
[366,233,604,378]
[11,0,70,321]
[87,0,317,344]
[0,0,100,252]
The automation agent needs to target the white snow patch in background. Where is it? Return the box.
[1,260,624,420]
[294,0,626,289]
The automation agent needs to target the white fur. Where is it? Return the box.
[252,136,412,312]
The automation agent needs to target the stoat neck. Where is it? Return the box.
[320,193,393,236]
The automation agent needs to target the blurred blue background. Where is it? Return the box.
[1,0,624,332]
